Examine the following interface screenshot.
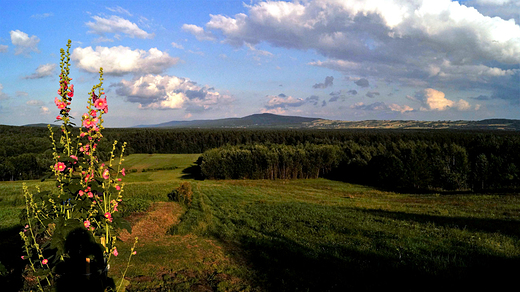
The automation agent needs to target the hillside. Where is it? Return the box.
[135,114,520,130]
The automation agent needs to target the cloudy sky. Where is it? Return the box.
[0,0,518,127]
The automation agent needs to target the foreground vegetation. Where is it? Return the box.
[1,154,519,291]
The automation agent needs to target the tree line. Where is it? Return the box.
[2,125,520,192]
[198,139,520,192]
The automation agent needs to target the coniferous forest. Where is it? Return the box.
[2,125,520,192]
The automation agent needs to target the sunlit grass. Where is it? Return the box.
[2,154,520,291]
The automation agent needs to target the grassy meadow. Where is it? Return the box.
[1,153,520,291]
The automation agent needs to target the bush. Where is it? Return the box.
[167,182,193,206]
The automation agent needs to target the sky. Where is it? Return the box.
[0,0,519,127]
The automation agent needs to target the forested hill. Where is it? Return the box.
[134,114,520,130]
[135,113,320,128]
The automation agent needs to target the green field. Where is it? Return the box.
[1,154,520,291]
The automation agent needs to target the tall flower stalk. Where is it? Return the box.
[20,40,136,291]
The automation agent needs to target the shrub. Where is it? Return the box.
[167,182,193,207]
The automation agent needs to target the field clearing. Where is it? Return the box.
[1,154,520,291]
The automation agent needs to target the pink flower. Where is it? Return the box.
[113,248,118,257]
[80,132,86,137]
[84,220,90,229]
[70,155,77,160]
[94,98,107,111]
[88,192,93,198]
[79,190,84,196]
[83,119,94,128]
[90,109,97,117]
[54,97,60,106]
[57,102,67,109]
[103,169,110,180]
[115,185,121,191]
[105,212,113,222]
[54,162,66,172]
[42,259,48,265]
[132,251,137,255]
[21,256,25,260]
[121,168,126,176]
[56,115,62,120]
[67,84,74,97]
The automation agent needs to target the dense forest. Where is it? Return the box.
[1,125,520,192]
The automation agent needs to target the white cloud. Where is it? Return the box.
[31,12,53,19]
[86,15,154,39]
[171,42,184,49]
[114,74,233,111]
[40,106,50,115]
[182,24,216,41]
[10,30,40,55]
[0,45,7,53]
[201,0,520,102]
[0,84,9,100]
[263,94,306,113]
[22,63,56,79]
[26,100,44,106]
[351,101,413,113]
[106,6,133,16]
[71,46,179,75]
[410,88,473,111]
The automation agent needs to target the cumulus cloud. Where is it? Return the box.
[366,91,380,98]
[354,78,370,88]
[10,30,40,55]
[408,88,473,111]
[86,15,154,39]
[0,45,7,53]
[22,63,56,79]
[313,76,334,89]
[113,74,233,111]
[71,46,179,75]
[182,24,216,41]
[263,94,306,113]
[40,106,50,115]
[199,0,520,102]
[351,101,413,113]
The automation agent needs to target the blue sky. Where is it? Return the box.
[0,0,518,127]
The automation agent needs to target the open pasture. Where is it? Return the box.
[1,154,520,291]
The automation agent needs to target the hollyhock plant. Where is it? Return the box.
[20,40,137,291]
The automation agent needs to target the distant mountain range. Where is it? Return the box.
[134,113,520,131]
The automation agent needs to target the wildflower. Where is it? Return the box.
[113,248,118,257]
[132,251,137,255]
[83,118,95,128]
[67,84,74,97]
[103,169,110,180]
[56,115,62,120]
[42,259,48,265]
[57,102,67,110]
[88,192,93,198]
[94,98,107,111]
[79,190,84,196]
[21,256,25,260]
[54,162,66,172]
[121,168,126,176]
[84,220,90,229]
[105,212,113,222]
[115,185,121,191]
[90,109,97,117]
[54,97,60,106]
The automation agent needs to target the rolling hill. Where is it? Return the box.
[134,114,520,130]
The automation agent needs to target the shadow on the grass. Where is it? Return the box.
[0,224,24,291]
